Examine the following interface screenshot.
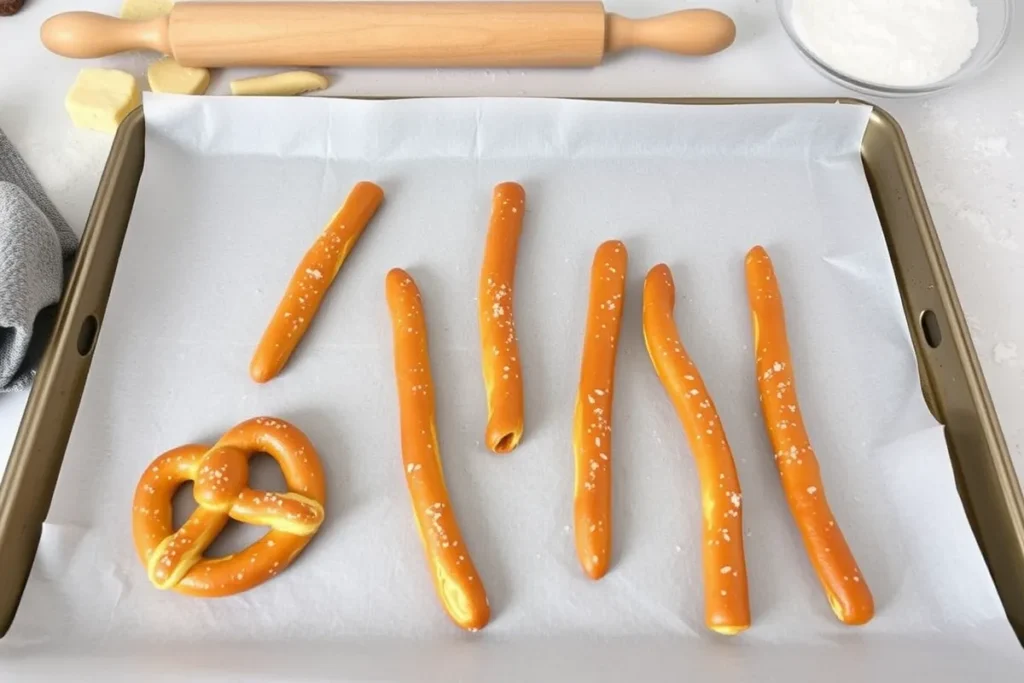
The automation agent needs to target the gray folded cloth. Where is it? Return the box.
[1,129,78,392]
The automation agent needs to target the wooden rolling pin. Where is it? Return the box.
[41,2,736,68]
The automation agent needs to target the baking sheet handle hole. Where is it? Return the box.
[77,315,98,356]
[920,309,942,349]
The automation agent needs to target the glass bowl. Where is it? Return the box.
[776,0,1013,97]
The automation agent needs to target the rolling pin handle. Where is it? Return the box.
[605,9,736,58]
[41,12,172,59]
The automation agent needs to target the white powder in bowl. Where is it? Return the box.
[791,0,980,87]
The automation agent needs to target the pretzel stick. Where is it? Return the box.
[744,246,874,625]
[642,264,750,635]
[479,182,526,453]
[572,240,627,579]
[385,268,491,631]
[250,181,384,383]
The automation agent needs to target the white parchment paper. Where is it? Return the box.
[2,95,1021,680]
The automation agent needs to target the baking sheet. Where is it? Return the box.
[2,95,1021,679]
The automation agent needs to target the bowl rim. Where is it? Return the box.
[775,0,1015,96]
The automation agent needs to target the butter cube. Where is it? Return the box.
[148,58,210,95]
[65,69,141,134]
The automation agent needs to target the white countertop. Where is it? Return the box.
[1,0,1022,479]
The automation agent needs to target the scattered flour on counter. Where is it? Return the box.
[974,137,1012,158]
[791,0,980,87]
[965,315,984,346]
[993,342,1019,367]
[931,184,1019,251]
[956,206,1018,251]
[918,101,961,135]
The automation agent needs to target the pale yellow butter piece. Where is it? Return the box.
[148,58,210,95]
[65,69,141,134]
[230,71,330,97]
[120,0,173,21]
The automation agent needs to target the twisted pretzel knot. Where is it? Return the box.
[132,417,326,597]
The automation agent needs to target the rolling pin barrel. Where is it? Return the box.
[171,1,607,67]
[41,2,736,68]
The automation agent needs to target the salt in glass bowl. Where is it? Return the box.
[776,0,1013,97]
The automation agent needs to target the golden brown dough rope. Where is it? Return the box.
[745,246,874,626]
[478,182,526,453]
[642,264,751,635]
[250,181,384,383]
[572,240,627,580]
[131,417,325,597]
[386,268,491,631]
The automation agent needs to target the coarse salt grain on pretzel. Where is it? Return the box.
[386,268,490,632]
[744,245,874,626]
[131,417,325,597]
[642,264,751,635]
[250,181,384,383]
[572,240,627,580]
[479,182,526,453]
